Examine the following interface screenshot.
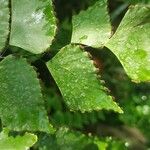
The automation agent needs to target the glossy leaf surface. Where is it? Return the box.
[0,129,37,150]
[0,0,9,51]
[47,45,122,113]
[106,5,150,82]
[10,0,57,54]
[71,0,111,47]
[0,56,54,132]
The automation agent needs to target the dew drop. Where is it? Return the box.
[125,142,130,147]
[141,95,147,101]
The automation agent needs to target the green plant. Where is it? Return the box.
[0,0,149,149]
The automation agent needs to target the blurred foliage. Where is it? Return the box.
[33,129,127,150]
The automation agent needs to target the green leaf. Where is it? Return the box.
[71,0,111,47]
[56,127,107,150]
[0,0,9,51]
[106,5,150,82]
[0,128,37,150]
[0,55,54,133]
[47,44,122,113]
[10,0,57,54]
[34,133,59,150]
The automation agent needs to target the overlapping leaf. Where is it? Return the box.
[106,5,150,82]
[0,56,54,133]
[71,0,111,47]
[0,129,37,150]
[10,0,57,54]
[0,0,9,51]
[47,44,122,113]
